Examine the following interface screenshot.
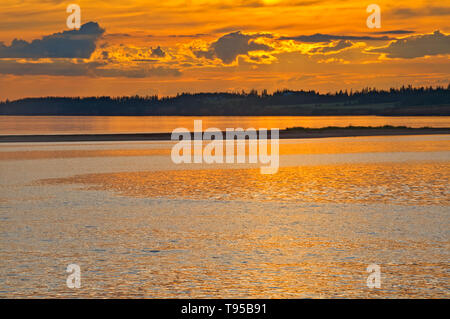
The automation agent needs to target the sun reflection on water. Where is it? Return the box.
[38,162,450,206]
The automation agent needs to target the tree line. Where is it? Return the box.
[1,85,449,116]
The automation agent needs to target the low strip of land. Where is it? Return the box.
[0,126,449,143]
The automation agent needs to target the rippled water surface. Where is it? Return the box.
[0,135,449,298]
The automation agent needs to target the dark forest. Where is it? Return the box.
[1,85,449,116]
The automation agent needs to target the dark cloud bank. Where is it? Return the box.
[369,31,450,58]
[0,22,104,59]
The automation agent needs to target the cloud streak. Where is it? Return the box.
[392,7,450,18]
[280,33,391,43]
[0,60,181,78]
[309,40,353,54]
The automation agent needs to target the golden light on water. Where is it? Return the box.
[38,161,450,206]
[0,0,449,299]
[0,134,449,298]
[1,135,449,160]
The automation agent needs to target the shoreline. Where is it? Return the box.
[1,127,449,143]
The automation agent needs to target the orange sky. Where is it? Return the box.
[0,0,449,100]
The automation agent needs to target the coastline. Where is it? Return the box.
[1,127,449,143]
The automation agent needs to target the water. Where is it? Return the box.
[0,115,449,135]
[0,135,449,298]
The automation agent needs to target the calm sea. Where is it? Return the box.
[0,133,449,298]
[0,115,449,135]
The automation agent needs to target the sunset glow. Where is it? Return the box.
[0,0,449,100]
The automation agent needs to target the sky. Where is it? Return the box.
[0,0,449,100]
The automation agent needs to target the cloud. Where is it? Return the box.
[214,0,321,10]
[132,59,159,62]
[151,46,166,58]
[95,66,181,78]
[309,40,353,54]
[103,33,131,38]
[280,33,390,43]
[212,25,258,34]
[0,60,181,78]
[371,30,415,35]
[168,33,210,38]
[215,0,266,9]
[392,7,450,17]
[0,60,100,76]
[0,22,104,59]
[368,31,450,59]
[193,31,272,64]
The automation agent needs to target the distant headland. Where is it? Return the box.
[1,126,449,143]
